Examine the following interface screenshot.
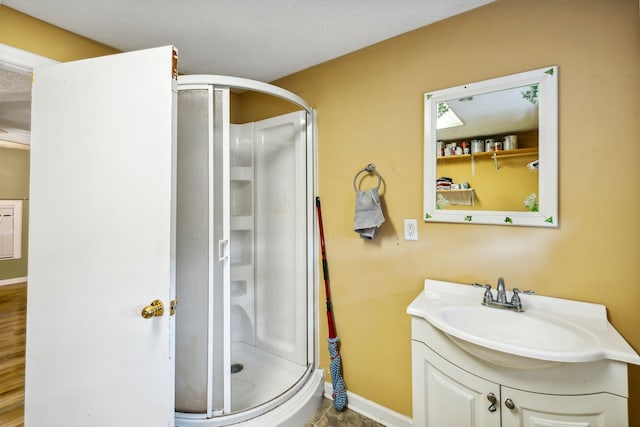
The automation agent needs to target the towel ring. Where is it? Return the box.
[353,163,382,192]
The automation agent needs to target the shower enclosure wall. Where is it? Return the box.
[174,76,322,426]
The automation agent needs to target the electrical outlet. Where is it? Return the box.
[404,219,418,240]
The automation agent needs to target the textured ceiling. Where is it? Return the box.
[3,0,494,81]
[1,0,495,145]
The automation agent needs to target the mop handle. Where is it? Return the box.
[316,197,337,339]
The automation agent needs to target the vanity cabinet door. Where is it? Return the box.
[412,341,501,427]
[500,386,628,427]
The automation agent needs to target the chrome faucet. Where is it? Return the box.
[471,277,533,312]
[496,277,507,304]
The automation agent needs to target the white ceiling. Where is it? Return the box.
[0,0,495,146]
[438,86,539,140]
[2,0,494,81]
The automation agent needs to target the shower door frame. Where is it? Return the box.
[175,84,231,417]
[176,75,318,425]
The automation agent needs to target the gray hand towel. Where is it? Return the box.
[353,188,385,239]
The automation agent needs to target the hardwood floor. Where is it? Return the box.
[0,284,384,427]
[0,283,26,427]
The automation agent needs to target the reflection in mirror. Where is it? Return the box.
[437,85,539,212]
[424,66,558,227]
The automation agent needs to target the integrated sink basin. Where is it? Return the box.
[407,279,640,369]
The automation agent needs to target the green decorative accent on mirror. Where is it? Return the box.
[504,217,513,224]
[426,94,433,100]
[437,101,449,118]
[464,215,472,222]
[521,84,539,105]
[545,68,554,75]
[425,213,432,219]
[524,193,538,212]
[436,193,449,209]
[545,216,554,224]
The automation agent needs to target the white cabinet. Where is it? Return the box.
[411,317,631,427]
[413,341,500,427]
[501,386,626,427]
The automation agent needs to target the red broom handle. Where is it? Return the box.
[316,197,337,339]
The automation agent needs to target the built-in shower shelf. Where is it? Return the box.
[231,261,253,268]
[231,167,253,181]
[230,281,247,297]
[231,264,253,281]
[231,216,253,230]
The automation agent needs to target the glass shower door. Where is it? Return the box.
[175,85,232,417]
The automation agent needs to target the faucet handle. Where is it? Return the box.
[510,288,528,311]
[472,282,494,303]
[511,288,534,295]
[482,284,494,303]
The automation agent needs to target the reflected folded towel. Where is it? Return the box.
[353,188,385,239]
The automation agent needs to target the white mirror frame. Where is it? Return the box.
[423,66,558,227]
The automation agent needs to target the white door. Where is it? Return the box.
[25,46,178,427]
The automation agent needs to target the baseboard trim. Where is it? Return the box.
[323,382,412,427]
[0,276,27,287]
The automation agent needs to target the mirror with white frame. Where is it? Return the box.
[423,66,558,227]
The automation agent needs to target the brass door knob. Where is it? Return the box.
[141,299,165,319]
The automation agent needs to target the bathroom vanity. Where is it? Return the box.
[407,279,640,427]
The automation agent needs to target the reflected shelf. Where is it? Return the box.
[437,147,538,175]
[436,189,475,206]
[436,147,538,161]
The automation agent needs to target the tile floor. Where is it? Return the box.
[306,398,384,427]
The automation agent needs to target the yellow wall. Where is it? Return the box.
[0,6,118,280]
[5,0,640,423]
[0,147,29,280]
[436,151,539,211]
[271,0,640,421]
[0,6,118,61]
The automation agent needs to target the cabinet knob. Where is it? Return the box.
[486,392,497,412]
[505,398,515,410]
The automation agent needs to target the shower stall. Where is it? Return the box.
[174,76,322,426]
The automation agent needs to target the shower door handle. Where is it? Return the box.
[218,239,228,261]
